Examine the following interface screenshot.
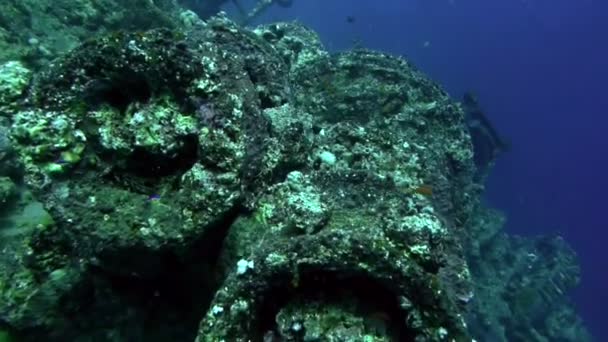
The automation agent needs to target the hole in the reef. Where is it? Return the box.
[89,250,210,342]
[259,94,274,110]
[87,206,240,341]
[125,135,199,179]
[84,71,152,112]
[257,271,416,341]
[245,65,259,84]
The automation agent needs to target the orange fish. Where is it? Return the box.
[406,184,433,197]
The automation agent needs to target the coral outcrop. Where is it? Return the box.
[0,12,590,342]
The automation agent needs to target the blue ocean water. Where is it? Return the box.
[245,0,608,339]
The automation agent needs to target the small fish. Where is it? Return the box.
[405,185,433,197]
[147,194,161,201]
[346,15,356,24]
[457,290,475,304]
[54,157,68,165]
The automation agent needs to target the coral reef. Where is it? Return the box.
[0,0,194,67]
[0,10,590,342]
[0,61,31,116]
[464,206,590,341]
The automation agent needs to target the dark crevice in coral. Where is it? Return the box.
[83,72,152,113]
[125,135,199,179]
[259,93,275,110]
[256,270,416,341]
[96,135,199,195]
[243,64,278,110]
[87,205,241,341]
[88,254,207,341]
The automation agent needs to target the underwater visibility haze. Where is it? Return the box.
[0,0,605,341]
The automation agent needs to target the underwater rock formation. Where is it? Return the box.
[0,0,196,67]
[0,13,590,342]
[464,207,590,341]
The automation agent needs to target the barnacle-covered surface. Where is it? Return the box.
[12,20,268,279]
[200,32,478,339]
[0,9,590,342]
[254,22,328,74]
[2,15,278,340]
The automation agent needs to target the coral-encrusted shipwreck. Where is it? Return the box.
[0,15,589,342]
